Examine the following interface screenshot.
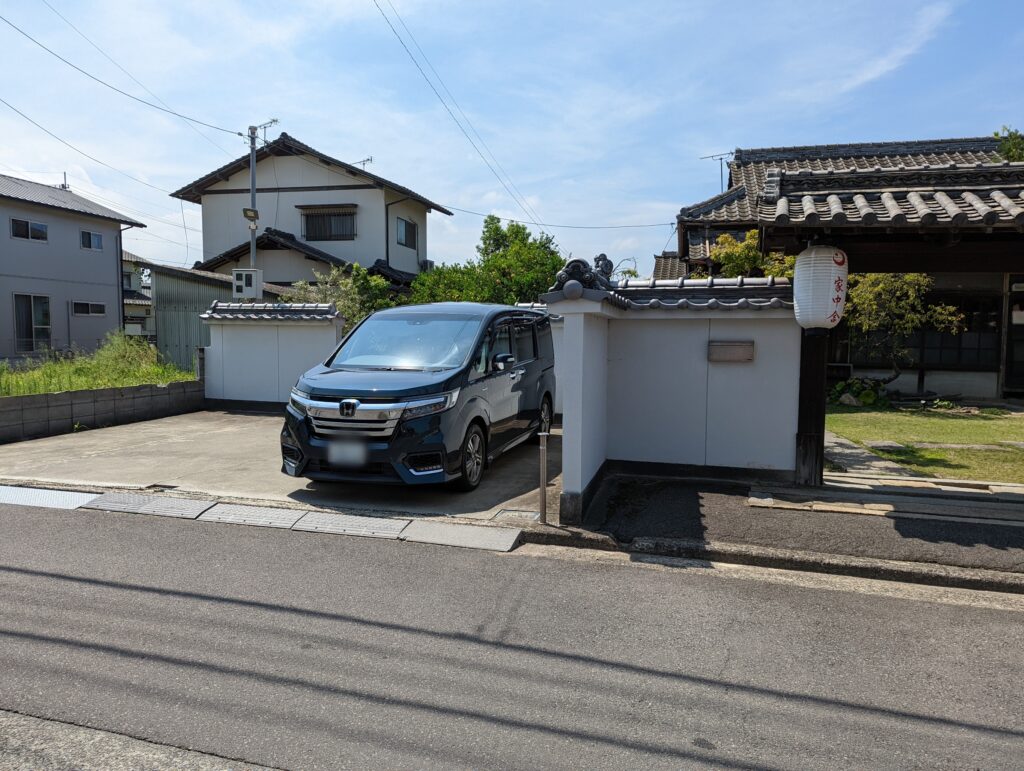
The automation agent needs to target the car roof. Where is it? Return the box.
[374,302,543,320]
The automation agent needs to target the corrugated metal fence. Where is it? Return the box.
[152,274,230,370]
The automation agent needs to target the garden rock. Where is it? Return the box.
[838,393,862,407]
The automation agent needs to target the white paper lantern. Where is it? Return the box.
[793,245,849,329]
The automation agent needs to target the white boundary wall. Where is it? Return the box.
[204,319,342,403]
[553,297,801,522]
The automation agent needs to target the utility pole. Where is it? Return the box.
[248,125,257,268]
[245,119,279,268]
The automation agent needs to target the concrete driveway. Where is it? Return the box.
[0,411,561,520]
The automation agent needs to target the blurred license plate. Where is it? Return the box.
[327,441,368,467]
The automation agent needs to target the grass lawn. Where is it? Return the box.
[826,405,1024,444]
[826,405,1024,483]
[0,333,194,397]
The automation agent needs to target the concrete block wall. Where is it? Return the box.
[0,381,205,444]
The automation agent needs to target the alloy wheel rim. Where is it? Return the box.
[541,402,551,433]
[466,433,483,483]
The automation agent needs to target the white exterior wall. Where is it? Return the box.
[606,319,710,465]
[550,316,565,414]
[204,320,342,402]
[386,192,428,275]
[557,304,802,509]
[560,309,608,497]
[605,316,800,470]
[207,248,323,285]
[1,200,123,359]
[197,154,435,282]
[703,318,801,469]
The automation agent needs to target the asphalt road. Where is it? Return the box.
[1,504,1022,770]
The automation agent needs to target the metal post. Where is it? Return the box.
[248,125,257,269]
[538,432,549,525]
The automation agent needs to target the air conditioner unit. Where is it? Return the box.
[232,268,263,300]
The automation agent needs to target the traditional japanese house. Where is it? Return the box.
[660,137,1023,398]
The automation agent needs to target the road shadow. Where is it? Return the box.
[286,433,563,518]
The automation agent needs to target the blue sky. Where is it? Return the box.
[1,0,1021,275]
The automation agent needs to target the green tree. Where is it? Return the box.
[845,273,963,378]
[282,264,400,333]
[410,215,562,305]
[996,125,1024,161]
[709,230,794,278]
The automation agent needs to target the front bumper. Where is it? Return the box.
[280,403,463,485]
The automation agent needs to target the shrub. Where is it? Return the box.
[0,332,194,397]
[829,377,890,408]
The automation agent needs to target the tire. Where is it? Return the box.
[532,396,553,442]
[453,423,486,491]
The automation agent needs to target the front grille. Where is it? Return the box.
[302,397,405,439]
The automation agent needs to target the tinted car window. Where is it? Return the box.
[492,323,513,361]
[329,311,483,370]
[536,316,554,360]
[514,320,536,361]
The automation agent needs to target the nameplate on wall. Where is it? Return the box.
[708,341,755,362]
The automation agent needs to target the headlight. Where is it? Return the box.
[402,389,460,420]
[289,387,310,416]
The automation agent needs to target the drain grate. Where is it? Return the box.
[83,492,214,519]
[198,503,305,529]
[0,485,99,510]
[292,511,410,538]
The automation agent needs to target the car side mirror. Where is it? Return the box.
[491,352,514,372]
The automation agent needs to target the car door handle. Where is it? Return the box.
[509,368,525,381]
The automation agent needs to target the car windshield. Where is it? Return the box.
[328,311,485,370]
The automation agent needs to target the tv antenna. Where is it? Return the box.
[354,156,373,170]
[700,151,734,193]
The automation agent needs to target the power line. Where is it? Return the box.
[446,204,673,230]
[38,0,236,156]
[0,13,241,136]
[370,0,541,230]
[382,0,543,227]
[0,96,171,192]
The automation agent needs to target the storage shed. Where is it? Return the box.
[543,257,801,524]
[201,302,343,404]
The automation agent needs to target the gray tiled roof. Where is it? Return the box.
[679,136,1003,225]
[122,288,152,305]
[758,162,1024,228]
[0,174,144,226]
[195,227,347,272]
[122,251,287,297]
[200,301,339,321]
[610,276,793,311]
[171,132,453,215]
[545,258,793,311]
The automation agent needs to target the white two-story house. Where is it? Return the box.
[1,174,143,359]
[170,133,453,286]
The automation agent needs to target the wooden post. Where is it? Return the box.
[795,328,828,486]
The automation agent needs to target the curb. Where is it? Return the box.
[520,529,1024,594]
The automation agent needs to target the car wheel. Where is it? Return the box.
[453,424,486,491]
[532,396,553,441]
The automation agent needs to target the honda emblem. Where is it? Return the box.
[340,399,359,418]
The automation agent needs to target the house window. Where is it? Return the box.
[303,211,356,241]
[81,230,103,250]
[14,294,50,352]
[11,218,47,242]
[397,217,417,250]
[72,302,106,316]
[122,271,133,290]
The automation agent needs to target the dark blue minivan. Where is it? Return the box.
[281,303,555,491]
